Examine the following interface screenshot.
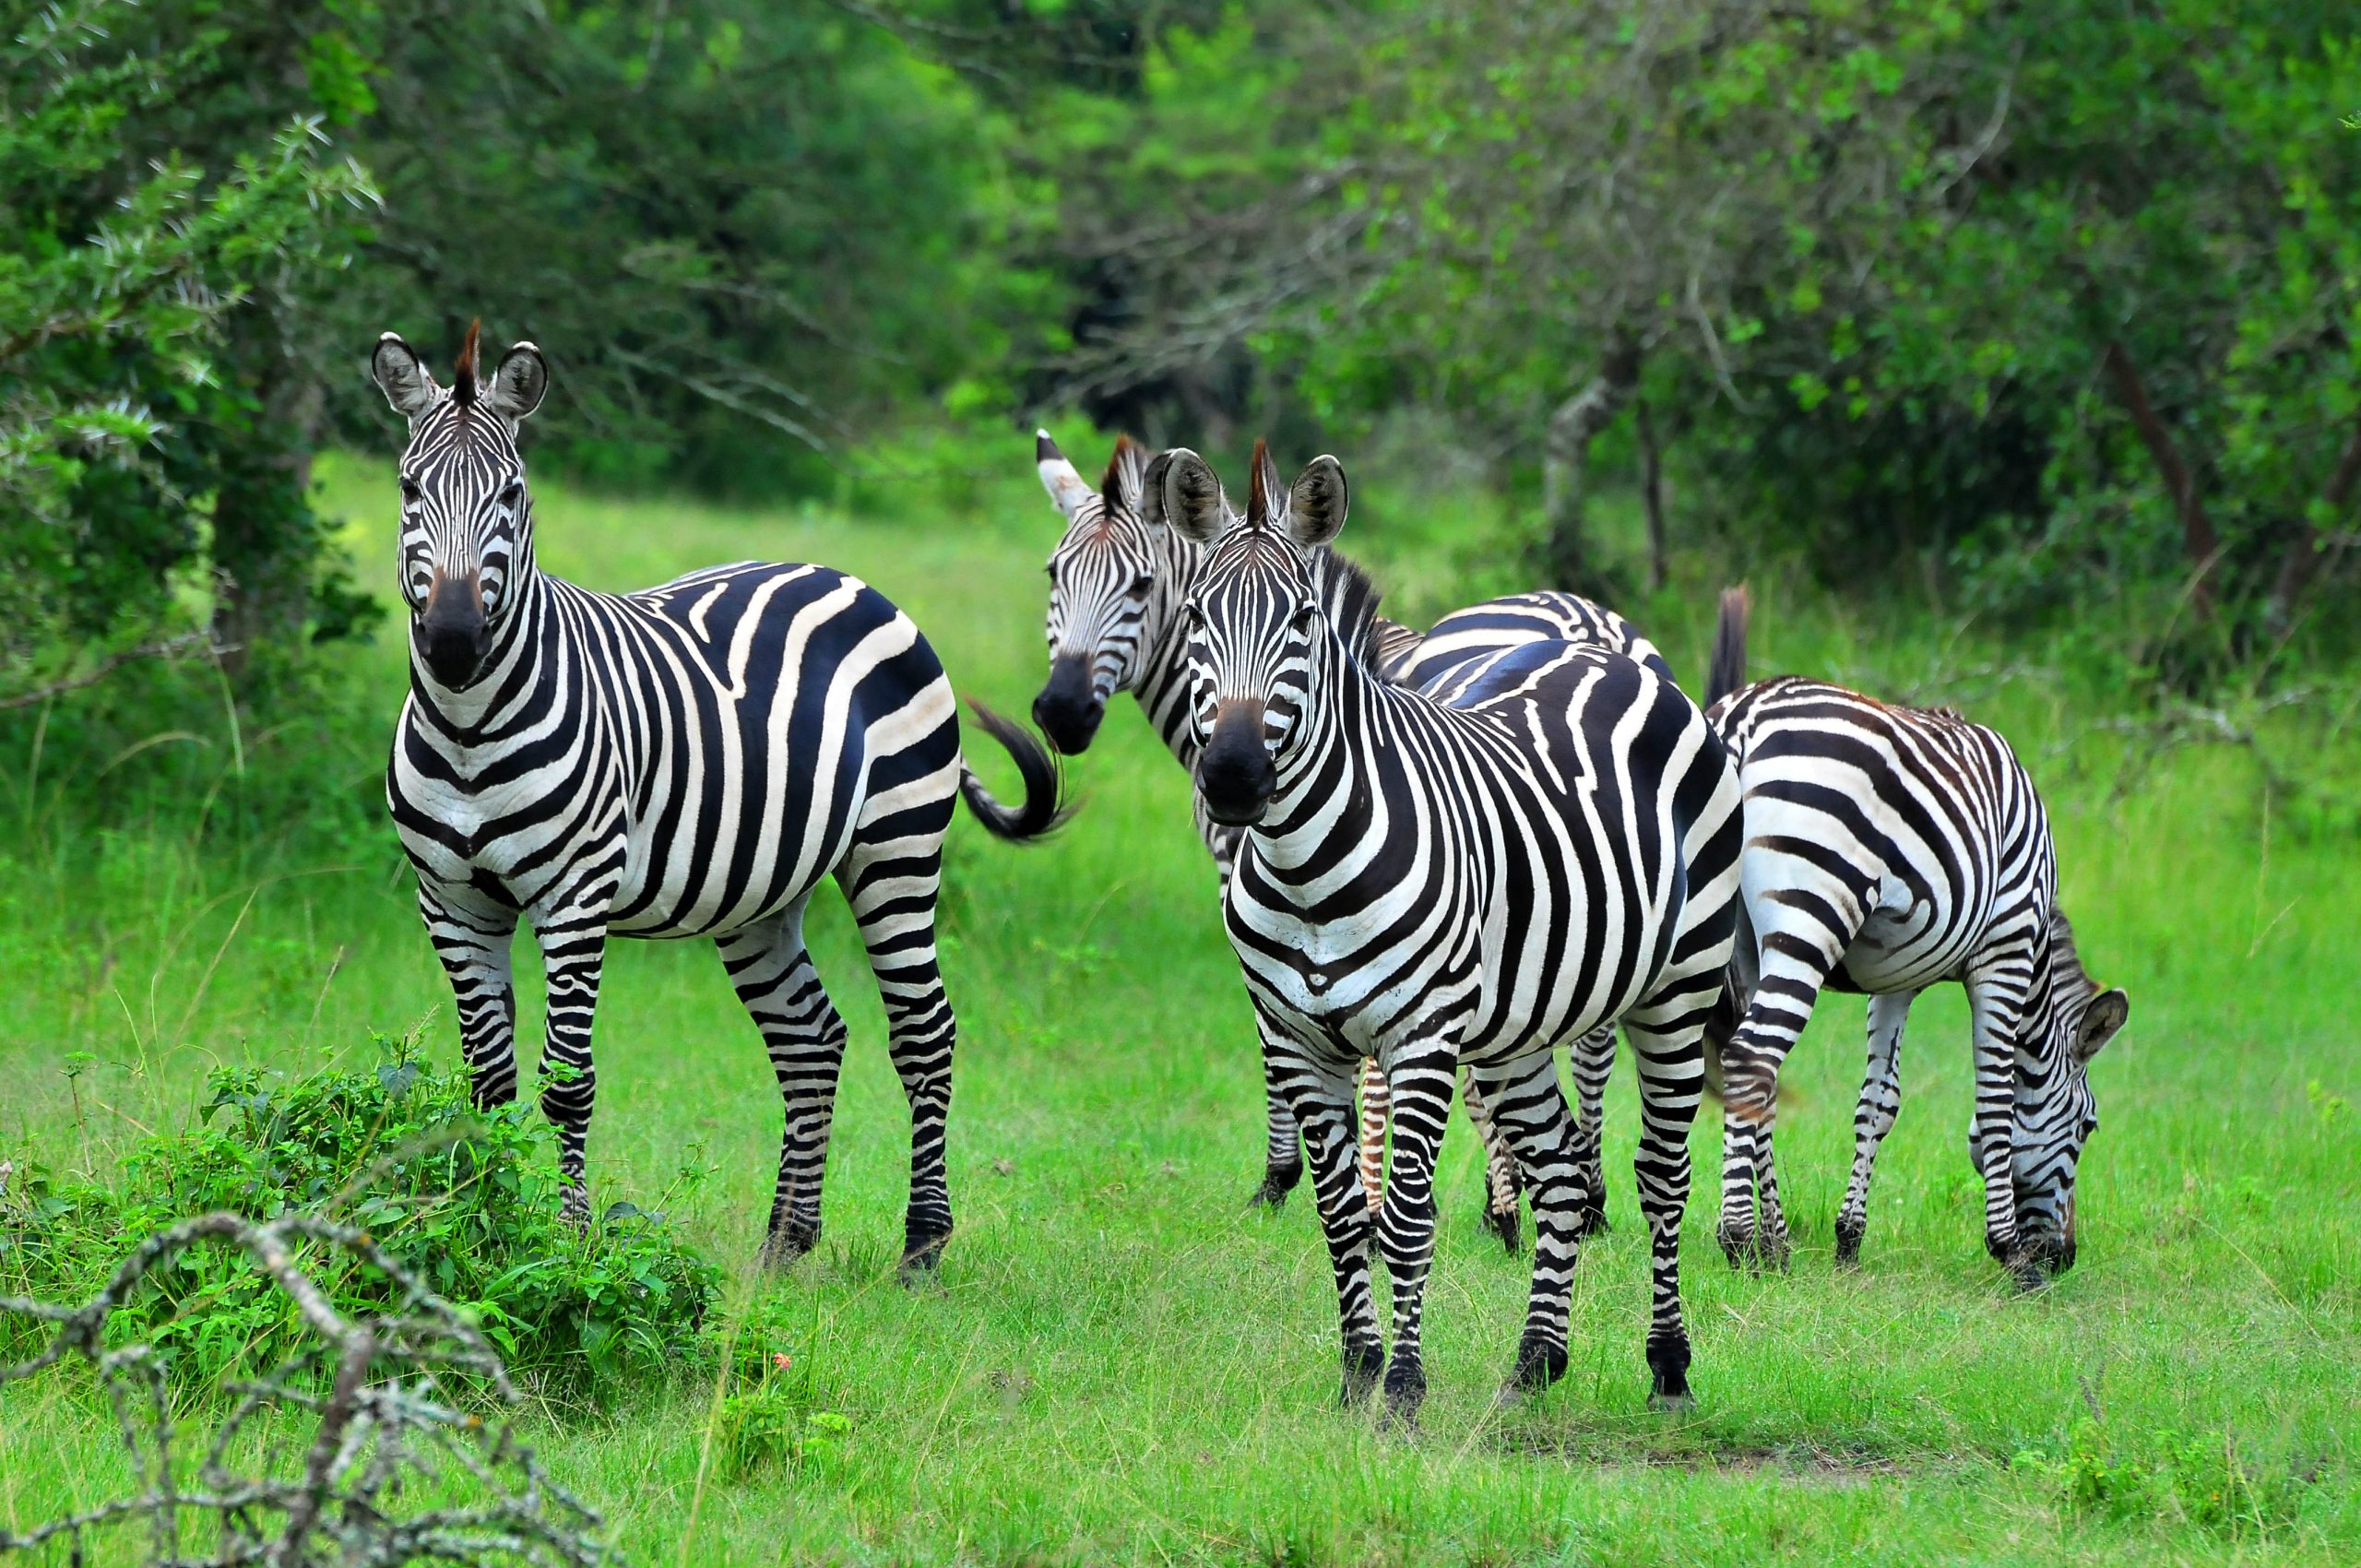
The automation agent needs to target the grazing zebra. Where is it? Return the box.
[1031,431,1658,1244]
[371,324,1064,1273]
[1702,592,2128,1282]
[1153,442,1740,1416]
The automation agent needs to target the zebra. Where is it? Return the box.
[1030,430,1660,1245]
[1152,441,1741,1417]
[370,323,1065,1274]
[1701,590,2129,1283]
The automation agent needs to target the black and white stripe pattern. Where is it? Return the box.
[1156,443,1741,1418]
[1702,592,2127,1282]
[1030,430,1659,1244]
[371,326,1064,1272]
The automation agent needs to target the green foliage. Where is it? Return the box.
[2013,1419,2315,1535]
[0,1030,718,1395]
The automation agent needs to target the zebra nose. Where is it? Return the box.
[1032,654,1104,754]
[1197,700,1275,826]
[418,574,488,687]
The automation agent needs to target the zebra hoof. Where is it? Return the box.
[1508,1333,1568,1395]
[1248,1161,1303,1210]
[898,1222,953,1282]
[1833,1220,1865,1267]
[1647,1336,1693,1410]
[1339,1344,1384,1408]
[1481,1203,1523,1254]
[1647,1386,1696,1413]
[1382,1359,1426,1429]
[760,1219,822,1271]
[2003,1251,2050,1293]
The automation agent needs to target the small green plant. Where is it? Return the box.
[2014,1419,2310,1535]
[0,1031,718,1396]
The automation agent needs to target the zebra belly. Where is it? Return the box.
[1834,897,1986,995]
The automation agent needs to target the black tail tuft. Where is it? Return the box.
[1705,584,1750,708]
[958,699,1074,841]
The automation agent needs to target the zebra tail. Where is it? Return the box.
[957,699,1074,842]
[1705,584,1750,707]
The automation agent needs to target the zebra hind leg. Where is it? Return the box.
[1836,989,1917,1265]
[1358,1057,1389,1214]
[1468,1052,1586,1405]
[1567,1023,1618,1239]
[841,830,960,1278]
[718,905,848,1270]
[1458,1066,1523,1253]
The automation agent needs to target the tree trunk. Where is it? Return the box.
[2101,339,2217,621]
[1636,394,1668,593]
[1539,337,1643,590]
[2264,416,2361,637]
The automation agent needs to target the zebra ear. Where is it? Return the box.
[371,332,442,421]
[1036,430,1096,521]
[2074,989,2129,1063]
[485,341,549,422]
[1287,456,1348,548]
[1151,448,1229,544]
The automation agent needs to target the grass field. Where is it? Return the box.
[2,450,2356,1563]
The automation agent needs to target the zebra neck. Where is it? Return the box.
[1248,631,1390,876]
[1129,529,1212,766]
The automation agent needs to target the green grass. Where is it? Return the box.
[2,450,2356,1563]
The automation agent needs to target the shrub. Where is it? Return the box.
[2012,1419,2314,1536]
[0,1031,718,1396]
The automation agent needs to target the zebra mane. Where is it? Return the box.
[2047,907,2097,1004]
[452,318,482,408]
[1309,546,1392,683]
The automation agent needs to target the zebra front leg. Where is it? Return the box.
[1567,1022,1618,1239]
[1459,1067,1523,1253]
[1251,1054,1305,1209]
[1266,1018,1383,1406]
[718,904,848,1269]
[418,884,520,1108]
[1468,1051,1587,1404]
[841,832,959,1277]
[1374,1041,1455,1423]
[1622,1001,1708,1409]
[1964,962,2036,1287]
[1836,989,1917,1265]
[531,910,611,1226]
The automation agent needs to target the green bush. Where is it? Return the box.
[2012,1419,2315,1536]
[0,1032,718,1396]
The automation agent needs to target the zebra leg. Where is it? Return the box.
[1373,1041,1456,1424]
[1251,1053,1306,1209]
[840,831,959,1276]
[1264,1017,1384,1406]
[531,910,611,1226]
[1964,960,2037,1286]
[418,884,520,1109]
[1358,1057,1389,1213]
[1459,1066,1523,1253]
[1469,1051,1586,1403]
[1622,999,1709,1411]
[718,902,848,1269]
[1716,891,1862,1271]
[1568,1023,1617,1239]
[1835,989,1918,1265]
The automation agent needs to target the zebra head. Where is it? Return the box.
[1154,441,1350,827]
[1978,909,2130,1274]
[1033,431,1156,754]
[370,322,550,691]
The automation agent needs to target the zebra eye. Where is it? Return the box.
[1290,601,1317,630]
[398,478,422,506]
[498,481,524,510]
[1129,572,1153,594]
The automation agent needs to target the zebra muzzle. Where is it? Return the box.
[417,575,490,688]
[1032,653,1105,754]
[1197,700,1276,826]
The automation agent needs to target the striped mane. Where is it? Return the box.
[1309,547,1392,683]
